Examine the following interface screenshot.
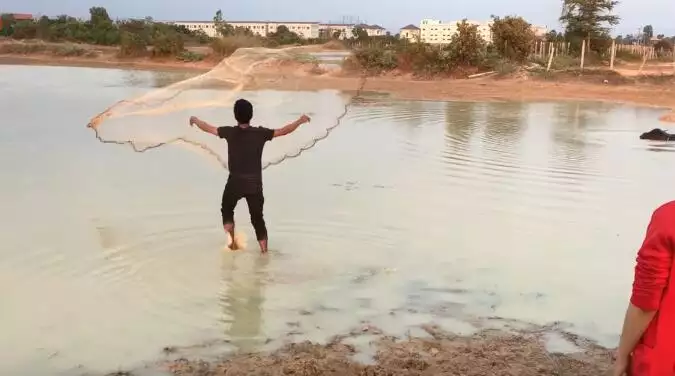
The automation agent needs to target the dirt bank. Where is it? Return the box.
[2,40,674,124]
[158,325,612,376]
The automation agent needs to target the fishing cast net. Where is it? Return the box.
[87,45,366,169]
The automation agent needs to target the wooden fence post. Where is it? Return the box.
[580,39,586,70]
[639,51,648,75]
[547,47,556,71]
[610,40,616,70]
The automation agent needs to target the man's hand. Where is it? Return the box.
[189,116,218,136]
[611,351,630,376]
[273,114,311,138]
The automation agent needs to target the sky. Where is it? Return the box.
[8,0,675,37]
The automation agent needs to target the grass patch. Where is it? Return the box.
[615,50,643,63]
[0,41,48,54]
[176,50,205,62]
[489,58,519,77]
[50,44,89,57]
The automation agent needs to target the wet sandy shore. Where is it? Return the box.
[158,325,613,376]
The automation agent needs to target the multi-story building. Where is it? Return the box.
[319,24,354,40]
[419,18,548,44]
[420,19,492,44]
[170,20,320,39]
[399,24,421,42]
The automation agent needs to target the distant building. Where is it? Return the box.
[399,24,420,42]
[0,13,33,29]
[420,19,492,44]
[355,23,386,37]
[319,23,354,40]
[531,25,549,38]
[169,20,320,39]
[420,18,548,44]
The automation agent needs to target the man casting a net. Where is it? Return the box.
[190,99,310,253]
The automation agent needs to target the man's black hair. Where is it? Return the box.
[234,99,253,124]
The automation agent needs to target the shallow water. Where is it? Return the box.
[1,65,674,375]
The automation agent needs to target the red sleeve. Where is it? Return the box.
[630,206,674,311]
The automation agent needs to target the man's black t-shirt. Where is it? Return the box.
[217,125,274,192]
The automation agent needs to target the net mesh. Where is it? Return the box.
[87,45,366,170]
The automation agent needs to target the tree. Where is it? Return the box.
[89,7,111,27]
[448,20,486,66]
[643,24,653,43]
[1,13,15,36]
[352,26,369,41]
[490,16,536,62]
[268,25,301,45]
[546,29,565,42]
[559,0,620,51]
[213,9,233,37]
[653,38,673,54]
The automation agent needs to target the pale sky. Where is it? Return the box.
[9,0,675,36]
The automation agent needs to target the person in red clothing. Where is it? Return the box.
[613,201,675,376]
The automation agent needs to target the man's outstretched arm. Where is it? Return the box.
[273,114,311,138]
[189,116,218,136]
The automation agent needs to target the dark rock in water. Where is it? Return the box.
[640,128,675,141]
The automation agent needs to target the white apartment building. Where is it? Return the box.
[419,19,548,45]
[170,20,320,39]
[420,19,493,44]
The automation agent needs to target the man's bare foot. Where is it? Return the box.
[227,233,239,251]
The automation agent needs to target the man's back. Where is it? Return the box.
[218,125,274,181]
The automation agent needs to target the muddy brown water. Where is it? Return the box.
[1,64,674,375]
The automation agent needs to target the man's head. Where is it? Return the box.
[234,99,253,125]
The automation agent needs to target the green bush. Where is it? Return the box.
[396,43,453,76]
[11,21,38,39]
[118,30,148,57]
[490,16,536,62]
[152,32,184,57]
[351,47,398,73]
[176,50,204,62]
[447,20,486,67]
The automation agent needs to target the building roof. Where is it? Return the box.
[171,20,319,25]
[355,23,385,30]
[400,24,420,30]
[4,13,33,20]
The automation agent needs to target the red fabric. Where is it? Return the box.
[630,201,675,376]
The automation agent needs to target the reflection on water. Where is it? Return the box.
[220,253,268,353]
[1,65,675,375]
